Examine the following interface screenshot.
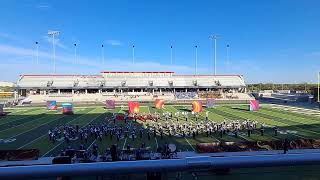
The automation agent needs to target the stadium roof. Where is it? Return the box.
[20,74,102,77]
[101,71,174,74]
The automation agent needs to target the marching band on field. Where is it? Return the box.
[48,110,280,146]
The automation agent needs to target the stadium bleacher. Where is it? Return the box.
[15,72,252,103]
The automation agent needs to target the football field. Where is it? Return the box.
[0,104,320,157]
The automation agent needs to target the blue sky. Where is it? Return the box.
[0,0,319,83]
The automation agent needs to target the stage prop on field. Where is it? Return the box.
[62,103,73,115]
[192,101,203,112]
[47,100,57,110]
[154,99,165,109]
[106,100,116,109]
[249,100,260,111]
[0,104,4,115]
[206,99,215,108]
[128,102,140,113]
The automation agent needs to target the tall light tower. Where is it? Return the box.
[101,44,104,65]
[209,34,220,75]
[132,44,135,64]
[170,45,173,65]
[35,41,39,65]
[226,44,230,73]
[48,30,60,74]
[195,45,198,75]
[74,43,77,64]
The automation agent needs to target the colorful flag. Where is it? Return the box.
[47,101,57,110]
[154,99,165,109]
[106,100,116,109]
[206,99,215,108]
[192,101,203,112]
[250,100,260,111]
[128,102,140,113]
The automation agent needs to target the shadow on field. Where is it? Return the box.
[230,106,250,112]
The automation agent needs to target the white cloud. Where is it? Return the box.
[0,43,317,83]
[0,32,13,39]
[0,44,211,82]
[0,44,51,59]
[305,51,320,58]
[36,4,50,10]
[106,40,122,46]
[44,36,68,50]
[0,32,22,42]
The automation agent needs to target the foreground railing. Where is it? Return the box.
[1,152,320,179]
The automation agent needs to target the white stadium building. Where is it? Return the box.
[15,71,254,104]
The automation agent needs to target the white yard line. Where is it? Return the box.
[184,137,195,151]
[5,115,67,139]
[122,138,127,150]
[268,104,320,116]
[41,109,103,157]
[0,109,46,126]
[17,109,97,149]
[0,112,55,133]
[147,105,159,150]
[17,133,47,150]
[211,135,221,142]
[41,141,65,157]
[87,140,97,151]
[6,108,89,139]
[86,108,118,151]
[121,108,134,150]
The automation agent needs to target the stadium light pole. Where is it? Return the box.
[101,44,105,66]
[132,44,135,64]
[195,45,198,75]
[170,45,173,65]
[48,30,60,74]
[74,43,77,64]
[35,41,39,65]
[209,34,220,75]
[226,44,230,73]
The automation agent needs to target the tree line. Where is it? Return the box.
[247,83,318,94]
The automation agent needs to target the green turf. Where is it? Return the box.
[0,104,319,157]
